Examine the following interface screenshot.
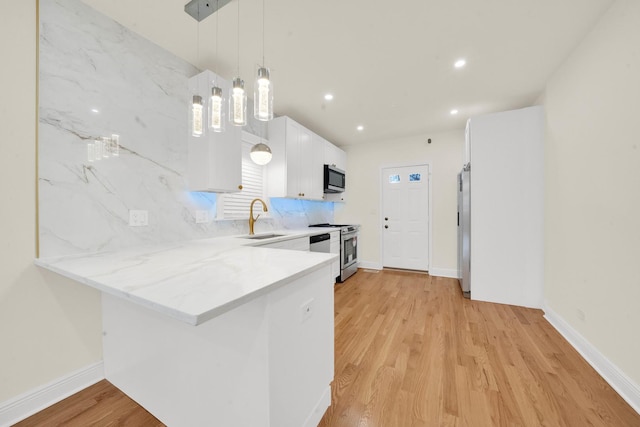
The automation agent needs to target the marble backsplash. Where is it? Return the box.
[38,0,332,258]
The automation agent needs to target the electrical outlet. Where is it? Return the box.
[195,210,209,224]
[301,299,314,323]
[129,210,148,227]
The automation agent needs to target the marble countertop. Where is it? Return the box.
[35,229,339,326]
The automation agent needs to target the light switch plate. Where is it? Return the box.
[129,210,148,226]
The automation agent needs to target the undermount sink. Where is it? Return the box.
[242,233,286,240]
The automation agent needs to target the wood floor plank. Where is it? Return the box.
[14,269,640,426]
[319,269,640,427]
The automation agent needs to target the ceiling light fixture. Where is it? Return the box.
[324,94,334,101]
[192,95,204,136]
[230,0,247,126]
[250,142,273,165]
[357,125,364,131]
[210,0,225,132]
[254,0,273,121]
[191,14,204,137]
[454,59,466,69]
[450,109,459,115]
[250,121,273,165]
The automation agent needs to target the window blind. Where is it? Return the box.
[222,140,266,219]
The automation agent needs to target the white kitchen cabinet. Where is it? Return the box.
[468,106,543,309]
[187,70,242,193]
[258,236,310,251]
[324,139,347,172]
[266,116,324,200]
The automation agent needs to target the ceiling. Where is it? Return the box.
[81,0,613,147]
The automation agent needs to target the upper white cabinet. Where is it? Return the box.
[267,116,324,200]
[187,70,242,193]
[324,140,346,172]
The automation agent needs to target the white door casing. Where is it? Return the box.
[381,164,430,271]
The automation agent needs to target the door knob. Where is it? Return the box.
[384,225,388,229]
[385,217,388,221]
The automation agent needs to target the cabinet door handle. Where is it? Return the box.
[238,185,243,190]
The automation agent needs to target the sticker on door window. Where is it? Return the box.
[409,173,422,182]
[389,174,400,183]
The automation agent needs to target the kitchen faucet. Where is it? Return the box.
[249,198,268,235]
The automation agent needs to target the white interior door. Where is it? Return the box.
[382,165,430,271]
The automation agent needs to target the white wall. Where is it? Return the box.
[335,130,464,276]
[542,0,640,385]
[0,1,103,403]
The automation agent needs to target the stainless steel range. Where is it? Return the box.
[310,224,360,282]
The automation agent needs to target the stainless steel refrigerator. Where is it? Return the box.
[457,164,471,298]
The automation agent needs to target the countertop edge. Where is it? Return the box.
[34,237,339,326]
[192,256,336,325]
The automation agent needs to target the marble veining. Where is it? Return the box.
[39,0,333,258]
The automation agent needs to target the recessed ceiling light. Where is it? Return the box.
[324,94,334,101]
[454,59,466,69]
[450,109,459,115]
[356,125,364,131]
[91,108,100,113]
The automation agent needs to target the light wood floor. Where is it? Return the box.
[15,270,640,426]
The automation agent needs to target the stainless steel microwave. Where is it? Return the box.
[324,165,345,193]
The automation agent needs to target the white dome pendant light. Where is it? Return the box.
[210,0,225,132]
[230,0,247,126]
[250,121,272,165]
[254,0,273,121]
[250,142,272,165]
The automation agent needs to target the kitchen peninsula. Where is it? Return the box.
[36,232,338,427]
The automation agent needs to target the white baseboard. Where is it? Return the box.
[543,304,640,415]
[303,386,332,427]
[0,361,104,427]
[428,267,459,278]
[357,260,382,270]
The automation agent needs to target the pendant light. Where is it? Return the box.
[209,0,225,132]
[254,0,273,121]
[230,0,247,126]
[191,6,205,137]
[250,122,272,165]
[250,142,272,165]
[191,95,204,136]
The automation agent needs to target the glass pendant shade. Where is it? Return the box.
[191,95,204,137]
[254,67,273,121]
[230,77,247,126]
[250,142,272,165]
[210,86,225,132]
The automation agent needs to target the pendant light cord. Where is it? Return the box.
[262,0,265,66]
[214,0,219,83]
[196,1,200,66]
[237,0,241,76]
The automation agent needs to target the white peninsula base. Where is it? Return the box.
[102,265,334,427]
